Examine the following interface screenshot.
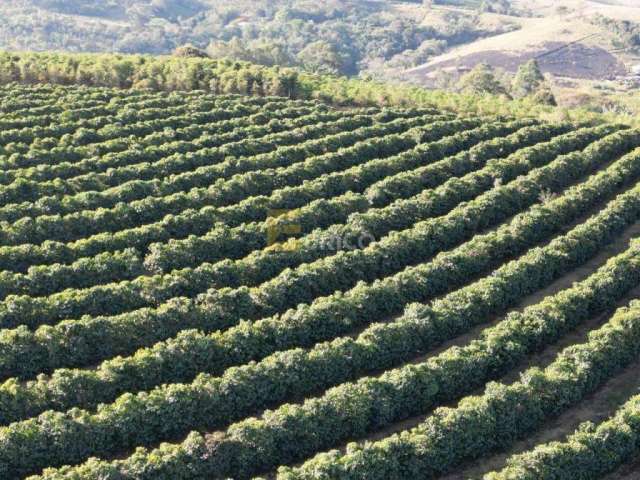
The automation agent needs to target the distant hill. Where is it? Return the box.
[0,0,511,75]
[2,0,640,113]
[401,0,640,110]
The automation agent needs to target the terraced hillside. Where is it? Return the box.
[0,82,640,480]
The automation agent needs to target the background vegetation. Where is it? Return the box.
[2,50,638,127]
[0,0,514,77]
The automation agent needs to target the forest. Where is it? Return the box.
[1,0,515,76]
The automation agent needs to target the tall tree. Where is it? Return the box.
[457,62,509,96]
[480,0,513,14]
[512,59,546,98]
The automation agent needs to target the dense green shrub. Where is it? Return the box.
[2,152,640,431]
[484,393,640,479]
[279,296,640,479]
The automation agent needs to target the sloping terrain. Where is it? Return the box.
[0,84,639,479]
[0,0,440,75]
[406,0,640,84]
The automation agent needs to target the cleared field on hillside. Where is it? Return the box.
[408,0,640,91]
[0,83,640,479]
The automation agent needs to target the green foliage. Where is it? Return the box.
[282,289,640,479]
[4,126,639,479]
[510,59,557,106]
[0,114,390,243]
[485,392,640,479]
[0,51,569,122]
[0,0,504,77]
[0,79,639,480]
[0,124,609,426]
[479,0,514,14]
[0,120,551,328]
[172,44,209,58]
[457,62,510,96]
[0,125,633,382]
[531,86,557,106]
[24,163,640,479]
[512,59,545,98]
[0,113,434,278]
[297,41,352,75]
[592,14,640,52]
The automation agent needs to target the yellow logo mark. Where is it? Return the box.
[266,209,302,252]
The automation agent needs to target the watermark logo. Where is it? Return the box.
[265,209,375,253]
[266,209,302,252]
[311,231,375,252]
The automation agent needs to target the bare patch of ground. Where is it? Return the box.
[405,0,640,87]
[408,41,626,82]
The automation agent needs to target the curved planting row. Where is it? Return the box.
[0,100,115,130]
[0,88,70,115]
[36,213,640,480]
[25,249,640,480]
[3,85,640,480]
[0,119,559,327]
[235,130,640,319]
[0,129,635,380]
[0,100,327,206]
[0,120,565,307]
[0,101,321,186]
[484,390,640,480]
[0,106,374,221]
[0,95,303,172]
[0,94,263,165]
[0,194,367,304]
[0,121,586,324]
[0,109,379,220]
[144,119,561,272]
[0,249,145,301]
[0,92,294,148]
[0,84,154,120]
[0,93,223,148]
[3,163,640,428]
[0,89,165,131]
[277,289,640,480]
[137,123,609,286]
[0,115,469,267]
[3,177,639,479]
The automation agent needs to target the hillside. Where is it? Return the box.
[0,0,507,76]
[0,81,639,479]
[409,0,640,79]
[0,0,600,78]
[7,49,640,130]
[3,0,640,114]
[403,0,640,110]
[3,0,640,78]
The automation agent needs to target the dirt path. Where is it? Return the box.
[259,194,640,479]
[354,217,640,447]
[436,217,640,480]
[408,208,640,369]
[441,356,640,479]
[436,224,640,479]
[605,456,640,479]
